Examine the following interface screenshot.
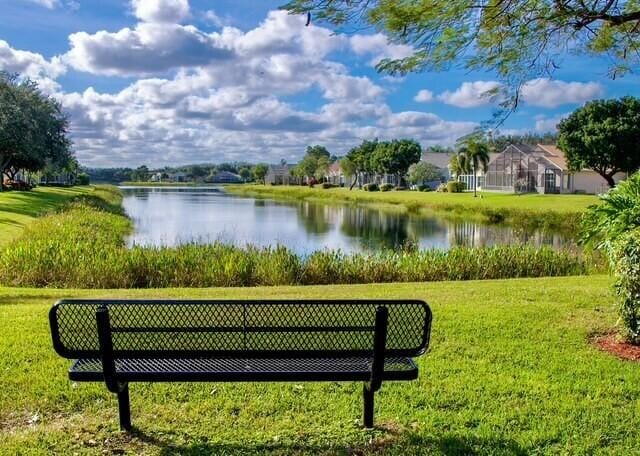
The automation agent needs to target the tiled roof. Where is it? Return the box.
[421,152,455,168]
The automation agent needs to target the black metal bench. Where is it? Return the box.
[49,299,432,431]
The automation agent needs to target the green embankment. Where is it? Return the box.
[226,185,599,231]
[1,276,638,454]
[0,186,96,247]
[0,185,593,288]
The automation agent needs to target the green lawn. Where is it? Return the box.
[2,275,639,455]
[0,186,92,247]
[226,185,599,230]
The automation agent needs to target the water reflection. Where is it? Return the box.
[120,187,575,254]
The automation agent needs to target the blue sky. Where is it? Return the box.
[0,0,637,167]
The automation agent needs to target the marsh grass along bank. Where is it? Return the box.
[226,184,599,232]
[0,186,594,288]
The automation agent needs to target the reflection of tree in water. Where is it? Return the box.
[447,221,574,249]
[340,206,412,250]
[295,202,333,235]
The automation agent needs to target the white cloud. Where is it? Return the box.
[414,89,434,103]
[521,78,603,108]
[131,0,190,23]
[0,40,66,93]
[534,113,569,132]
[203,10,229,28]
[23,0,59,9]
[437,81,504,108]
[350,34,413,66]
[64,24,232,76]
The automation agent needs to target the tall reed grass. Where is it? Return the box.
[0,193,594,288]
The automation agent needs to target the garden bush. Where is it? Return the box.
[394,186,408,191]
[321,182,337,189]
[436,183,448,192]
[611,229,640,344]
[447,181,466,193]
[363,183,379,192]
[380,183,394,192]
[582,172,640,343]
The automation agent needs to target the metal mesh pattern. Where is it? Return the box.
[71,357,416,376]
[51,299,431,359]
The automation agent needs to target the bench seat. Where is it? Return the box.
[70,356,418,382]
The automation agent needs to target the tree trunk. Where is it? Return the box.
[602,172,616,188]
[473,163,477,197]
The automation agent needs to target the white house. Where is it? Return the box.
[483,144,627,194]
[265,164,294,185]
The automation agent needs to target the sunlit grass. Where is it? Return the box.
[2,276,639,454]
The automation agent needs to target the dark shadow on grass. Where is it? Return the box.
[125,427,530,456]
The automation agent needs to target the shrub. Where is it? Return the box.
[380,183,394,192]
[447,181,466,193]
[417,185,432,192]
[611,229,640,344]
[394,186,407,191]
[321,182,337,189]
[363,183,379,192]
[436,183,448,192]
[581,172,640,344]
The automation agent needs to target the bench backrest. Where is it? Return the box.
[50,299,432,359]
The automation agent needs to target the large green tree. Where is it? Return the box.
[407,161,442,185]
[0,73,72,190]
[371,139,422,185]
[252,163,269,184]
[345,139,377,189]
[558,96,640,188]
[284,1,640,107]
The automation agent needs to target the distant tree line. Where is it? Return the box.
[0,73,79,191]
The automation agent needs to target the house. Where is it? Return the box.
[210,171,242,184]
[325,162,355,187]
[483,144,626,194]
[149,172,163,182]
[265,164,294,185]
[170,172,188,182]
[421,152,457,181]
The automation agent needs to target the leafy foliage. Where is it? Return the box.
[558,96,640,188]
[407,161,442,184]
[611,228,640,344]
[283,0,640,88]
[252,163,269,184]
[371,139,422,183]
[0,72,75,189]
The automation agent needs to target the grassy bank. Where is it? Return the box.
[0,186,97,247]
[0,190,593,287]
[226,185,599,231]
[2,276,639,454]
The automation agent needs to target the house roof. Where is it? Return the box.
[493,143,569,171]
[421,152,455,168]
[536,144,568,170]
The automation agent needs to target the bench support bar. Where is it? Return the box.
[118,385,132,431]
[97,306,133,431]
[363,306,388,429]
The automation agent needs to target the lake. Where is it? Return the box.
[120,186,574,254]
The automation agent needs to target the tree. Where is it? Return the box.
[339,156,356,187]
[408,162,443,185]
[371,139,422,185]
[238,167,252,182]
[284,1,640,113]
[449,154,471,179]
[345,139,377,189]
[294,145,332,183]
[457,136,491,197]
[314,155,331,181]
[558,97,640,188]
[305,145,330,160]
[252,163,269,184]
[131,165,150,182]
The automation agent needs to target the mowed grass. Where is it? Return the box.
[2,275,639,454]
[226,185,600,231]
[0,186,93,247]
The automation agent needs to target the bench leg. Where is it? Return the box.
[117,384,132,431]
[363,384,375,428]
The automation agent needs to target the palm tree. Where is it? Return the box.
[458,138,490,197]
[449,153,471,179]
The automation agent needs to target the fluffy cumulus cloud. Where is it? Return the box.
[0,40,65,92]
[534,113,570,132]
[349,33,413,66]
[2,6,492,166]
[520,78,604,108]
[437,81,504,108]
[414,89,434,103]
[131,0,190,23]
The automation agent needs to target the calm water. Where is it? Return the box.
[120,187,574,254]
